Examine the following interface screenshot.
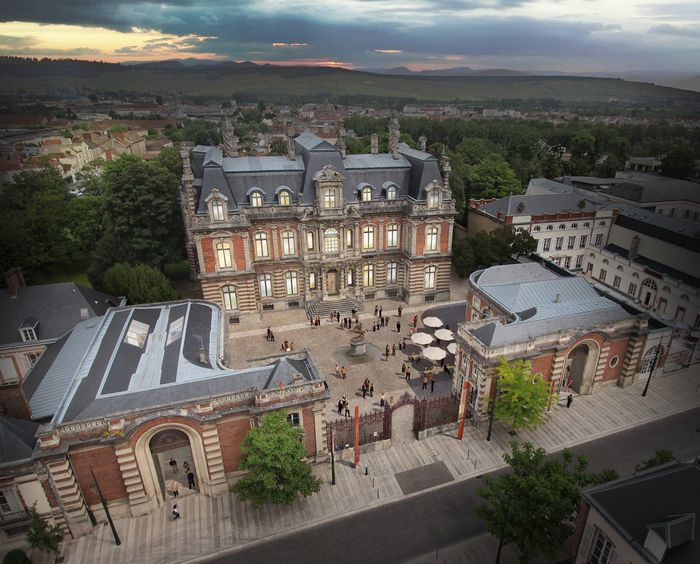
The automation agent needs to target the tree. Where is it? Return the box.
[476,442,615,563]
[268,139,287,156]
[466,155,522,199]
[102,263,178,304]
[232,410,321,507]
[661,145,695,179]
[493,357,551,431]
[510,230,537,259]
[0,168,76,279]
[635,449,675,472]
[26,506,63,557]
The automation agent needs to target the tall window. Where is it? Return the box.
[386,224,399,248]
[575,255,584,269]
[250,191,263,207]
[259,274,273,297]
[386,185,397,200]
[628,282,637,296]
[613,275,621,289]
[579,235,587,248]
[284,271,298,295]
[347,268,354,286]
[323,188,336,208]
[567,236,575,249]
[216,241,233,268]
[362,264,375,287]
[306,231,315,251]
[594,233,604,246]
[564,256,571,269]
[345,229,353,249]
[386,262,397,285]
[282,230,296,256]
[278,190,291,206]
[324,228,339,253]
[599,268,607,282]
[309,272,317,290]
[428,189,439,209]
[362,225,375,250]
[361,186,372,202]
[254,232,269,258]
[555,237,563,251]
[542,238,551,252]
[424,265,437,289]
[222,285,238,310]
[212,199,225,221]
[587,530,615,564]
[426,225,438,252]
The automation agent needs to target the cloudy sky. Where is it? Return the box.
[0,1,699,72]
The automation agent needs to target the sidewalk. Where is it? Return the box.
[60,366,700,564]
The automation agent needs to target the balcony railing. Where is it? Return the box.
[0,509,30,526]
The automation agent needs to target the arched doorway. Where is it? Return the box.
[563,340,601,395]
[148,429,198,500]
[639,345,663,375]
[640,279,658,309]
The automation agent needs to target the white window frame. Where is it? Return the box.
[254,232,270,258]
[259,274,273,298]
[386,262,397,285]
[575,255,584,269]
[424,265,437,289]
[309,272,317,290]
[222,285,238,310]
[361,186,372,202]
[323,188,336,208]
[428,189,440,209]
[426,225,439,252]
[216,241,233,269]
[362,225,375,250]
[306,231,315,251]
[324,228,339,253]
[284,271,298,296]
[362,264,375,287]
[279,190,291,206]
[579,235,587,248]
[282,230,296,256]
[347,268,354,286]
[345,229,353,249]
[386,224,399,248]
[386,185,397,200]
[20,328,37,342]
[211,199,225,221]
[250,191,263,207]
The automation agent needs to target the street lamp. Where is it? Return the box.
[89,465,120,546]
[486,378,498,442]
[642,344,662,397]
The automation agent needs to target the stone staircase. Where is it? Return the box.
[305,297,363,320]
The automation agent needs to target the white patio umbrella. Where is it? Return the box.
[423,316,443,328]
[447,342,457,355]
[411,332,434,345]
[422,346,447,361]
[434,328,455,342]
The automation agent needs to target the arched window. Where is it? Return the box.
[386,224,399,247]
[386,262,398,285]
[559,224,566,230]
[306,231,315,251]
[345,228,353,249]
[583,222,590,228]
[282,230,296,256]
[308,272,317,290]
[216,241,232,268]
[362,264,375,287]
[533,225,541,232]
[386,185,397,200]
[324,228,339,253]
[278,190,291,206]
[346,268,354,286]
[571,223,578,228]
[211,199,225,221]
[546,225,553,231]
[617,265,624,271]
[426,225,439,252]
[259,273,273,297]
[284,271,298,295]
[428,189,440,209]
[250,191,263,207]
[640,345,662,374]
[222,285,238,310]
[424,265,437,289]
[362,225,375,249]
[254,232,269,258]
[362,186,372,202]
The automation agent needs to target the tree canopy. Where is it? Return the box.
[26,506,63,557]
[476,442,618,563]
[232,410,321,507]
[102,263,178,304]
[452,227,536,279]
[493,358,552,431]
[466,155,522,199]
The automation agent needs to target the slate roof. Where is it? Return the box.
[0,283,124,348]
[565,172,700,205]
[34,301,321,425]
[581,464,700,564]
[0,416,39,466]
[191,132,443,213]
[468,263,633,347]
[478,193,595,217]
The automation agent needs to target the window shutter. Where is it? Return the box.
[579,524,594,561]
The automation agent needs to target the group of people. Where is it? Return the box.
[334,363,348,379]
[361,378,374,399]
[280,339,295,352]
[337,395,351,417]
[167,457,197,492]
[265,327,276,342]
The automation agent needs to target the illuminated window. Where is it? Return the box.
[324,228,339,253]
[284,271,298,295]
[259,274,273,297]
[250,191,263,207]
[278,190,291,206]
[424,265,437,289]
[306,231,315,251]
[282,230,296,256]
[387,224,399,247]
[211,199,225,221]
[216,241,233,268]
[345,229,353,249]
[386,262,397,284]
[323,188,336,208]
[362,186,372,202]
[347,268,354,286]
[362,264,375,287]
[362,225,375,249]
[428,189,439,209]
[426,226,438,252]
[254,232,269,258]
[386,185,397,200]
[222,285,238,310]
[309,272,317,290]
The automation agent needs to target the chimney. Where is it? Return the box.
[5,267,26,299]
[419,135,427,152]
[440,150,451,193]
[370,133,379,154]
[287,126,296,161]
[388,115,400,159]
[629,235,640,260]
[338,123,347,159]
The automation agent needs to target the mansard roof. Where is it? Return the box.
[190,132,443,213]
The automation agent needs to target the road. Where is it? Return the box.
[201,407,700,564]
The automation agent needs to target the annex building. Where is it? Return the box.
[182,119,456,319]
[2,300,327,540]
[454,262,663,420]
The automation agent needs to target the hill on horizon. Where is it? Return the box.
[1,57,699,106]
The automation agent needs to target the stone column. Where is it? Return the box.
[312,404,327,461]
[241,232,252,271]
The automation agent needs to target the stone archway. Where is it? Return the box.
[134,422,210,509]
[563,339,601,395]
[149,429,198,499]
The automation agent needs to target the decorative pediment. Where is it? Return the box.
[205,188,228,202]
[313,164,344,183]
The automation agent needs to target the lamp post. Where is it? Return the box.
[642,344,662,398]
[89,465,120,546]
[486,379,498,442]
[330,431,336,486]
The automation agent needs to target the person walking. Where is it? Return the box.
[392,344,396,356]
[374,305,379,317]
[380,393,385,408]
[567,394,573,408]
[398,305,402,317]
[385,345,390,360]
[421,374,428,390]
[379,306,383,318]
[341,366,347,379]
[406,368,411,381]
[344,401,350,418]
[335,363,341,378]
[430,378,435,393]
[369,382,374,397]
[413,314,418,328]
[396,320,401,333]
[401,362,406,375]
[187,471,196,490]
[337,400,343,415]
[172,504,180,520]
[169,457,178,474]
[362,383,367,399]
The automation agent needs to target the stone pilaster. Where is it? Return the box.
[201,425,228,495]
[592,342,610,392]
[619,333,645,387]
[312,404,328,461]
[242,232,252,271]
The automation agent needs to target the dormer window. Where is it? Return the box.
[386,185,397,200]
[250,191,263,207]
[279,190,291,206]
[362,186,372,202]
[323,188,336,208]
[428,189,440,209]
[20,327,37,342]
[212,199,225,221]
